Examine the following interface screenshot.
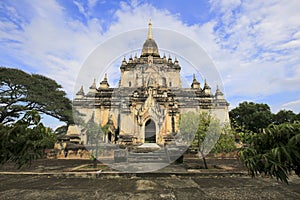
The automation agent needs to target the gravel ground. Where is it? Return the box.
[0,158,299,200]
[0,174,299,200]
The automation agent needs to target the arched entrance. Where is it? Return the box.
[144,119,156,143]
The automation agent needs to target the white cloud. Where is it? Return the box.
[1,0,300,115]
[0,0,105,95]
[74,1,88,19]
[206,0,300,100]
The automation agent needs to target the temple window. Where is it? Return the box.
[162,77,166,86]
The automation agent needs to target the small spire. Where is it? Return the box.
[191,74,200,89]
[174,57,178,64]
[163,53,167,62]
[134,53,137,62]
[129,54,134,63]
[76,85,85,96]
[148,19,153,39]
[215,85,223,94]
[204,79,211,89]
[100,73,109,89]
[168,54,172,63]
[203,79,211,95]
[122,56,127,65]
[90,78,97,89]
[215,85,224,98]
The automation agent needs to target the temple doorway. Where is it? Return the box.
[144,119,156,143]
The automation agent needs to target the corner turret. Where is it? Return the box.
[191,74,201,89]
[203,79,211,95]
[99,73,110,89]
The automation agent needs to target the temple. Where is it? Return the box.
[67,20,229,149]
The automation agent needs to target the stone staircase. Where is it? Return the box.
[125,144,187,164]
[127,147,170,163]
[113,143,187,164]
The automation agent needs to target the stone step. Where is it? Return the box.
[127,149,170,163]
[127,157,169,163]
[128,151,166,157]
[127,154,168,160]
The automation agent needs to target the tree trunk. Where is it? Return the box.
[93,158,97,168]
[200,151,208,169]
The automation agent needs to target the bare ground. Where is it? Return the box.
[0,158,299,200]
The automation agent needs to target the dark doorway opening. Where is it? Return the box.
[108,132,112,143]
[145,119,156,143]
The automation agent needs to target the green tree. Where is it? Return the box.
[273,110,297,125]
[230,119,255,145]
[83,120,106,168]
[212,125,236,153]
[178,111,199,145]
[239,122,300,183]
[0,67,73,125]
[229,101,273,133]
[0,110,57,168]
[296,113,300,122]
[179,112,222,169]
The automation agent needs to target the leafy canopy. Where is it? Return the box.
[179,111,224,168]
[239,122,300,184]
[229,101,273,133]
[211,125,236,153]
[0,110,57,168]
[0,67,73,125]
[273,109,297,125]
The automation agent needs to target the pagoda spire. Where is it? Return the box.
[100,73,109,89]
[148,19,153,39]
[191,74,200,89]
[76,85,85,97]
[90,78,97,89]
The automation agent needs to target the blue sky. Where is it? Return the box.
[1,0,300,128]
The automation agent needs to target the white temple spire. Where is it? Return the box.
[148,19,153,39]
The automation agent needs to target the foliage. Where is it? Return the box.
[194,112,222,155]
[0,110,57,168]
[272,110,297,125]
[229,101,273,133]
[212,125,236,153]
[229,120,255,144]
[239,122,300,184]
[179,111,222,168]
[178,111,200,144]
[84,119,105,159]
[0,67,73,125]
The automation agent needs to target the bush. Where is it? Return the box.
[239,122,300,183]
